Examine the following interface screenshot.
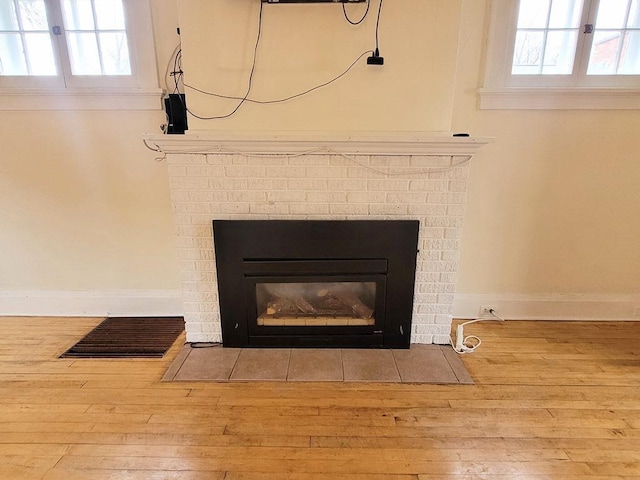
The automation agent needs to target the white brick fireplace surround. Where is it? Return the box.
[147,132,491,345]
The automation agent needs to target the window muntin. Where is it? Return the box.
[61,0,131,76]
[0,0,57,75]
[0,0,159,110]
[587,0,640,74]
[480,0,640,109]
[509,0,640,79]
[0,0,153,90]
[512,0,584,75]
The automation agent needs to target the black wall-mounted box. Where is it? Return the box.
[164,93,187,135]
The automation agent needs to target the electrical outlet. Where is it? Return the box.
[634,306,640,319]
[479,305,495,317]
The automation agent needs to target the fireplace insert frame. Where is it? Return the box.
[213,220,419,348]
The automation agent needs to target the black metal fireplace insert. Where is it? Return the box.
[213,220,419,348]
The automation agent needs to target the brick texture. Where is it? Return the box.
[166,152,470,344]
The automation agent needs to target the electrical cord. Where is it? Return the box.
[173,48,183,95]
[485,309,505,322]
[142,138,473,177]
[186,1,264,120]
[189,342,222,348]
[374,0,383,53]
[212,147,469,176]
[330,151,471,176]
[169,0,383,120]
[165,43,182,93]
[363,0,383,63]
[342,0,370,25]
[450,308,505,355]
[183,50,372,106]
[160,45,186,134]
[142,137,168,162]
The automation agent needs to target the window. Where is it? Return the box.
[61,0,131,76]
[0,0,160,110]
[0,0,58,77]
[480,0,640,109]
[586,0,640,75]
[512,0,585,76]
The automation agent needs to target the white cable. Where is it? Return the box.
[143,138,162,152]
[145,141,472,176]
[220,146,329,158]
[486,309,506,322]
[450,308,505,354]
[328,149,471,176]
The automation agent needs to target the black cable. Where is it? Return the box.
[162,46,185,134]
[374,0,383,53]
[172,49,187,124]
[342,0,370,25]
[172,48,182,94]
[189,342,221,348]
[177,0,378,119]
[177,50,183,93]
[183,50,372,106]
[186,1,264,120]
[164,44,181,92]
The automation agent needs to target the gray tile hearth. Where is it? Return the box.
[163,344,473,384]
[287,349,344,382]
[393,345,459,383]
[230,348,291,381]
[342,349,401,383]
[173,346,240,381]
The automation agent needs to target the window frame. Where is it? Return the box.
[0,0,161,110]
[479,0,640,110]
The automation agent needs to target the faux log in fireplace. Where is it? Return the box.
[213,220,419,348]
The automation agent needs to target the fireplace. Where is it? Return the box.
[148,132,491,345]
[213,220,419,348]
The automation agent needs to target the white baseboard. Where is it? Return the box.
[453,293,640,321]
[0,290,184,317]
[2,290,639,322]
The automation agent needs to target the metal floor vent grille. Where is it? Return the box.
[60,317,185,358]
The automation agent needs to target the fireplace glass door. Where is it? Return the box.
[244,271,387,346]
[256,281,377,327]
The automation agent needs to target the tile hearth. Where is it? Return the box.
[163,345,473,384]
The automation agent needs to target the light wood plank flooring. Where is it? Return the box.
[1,316,639,479]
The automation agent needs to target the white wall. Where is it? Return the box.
[176,0,462,132]
[0,111,177,291]
[0,0,183,315]
[2,0,639,320]
[452,0,640,319]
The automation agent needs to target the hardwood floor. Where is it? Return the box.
[1,316,639,479]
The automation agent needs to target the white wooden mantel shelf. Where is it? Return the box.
[144,132,493,156]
